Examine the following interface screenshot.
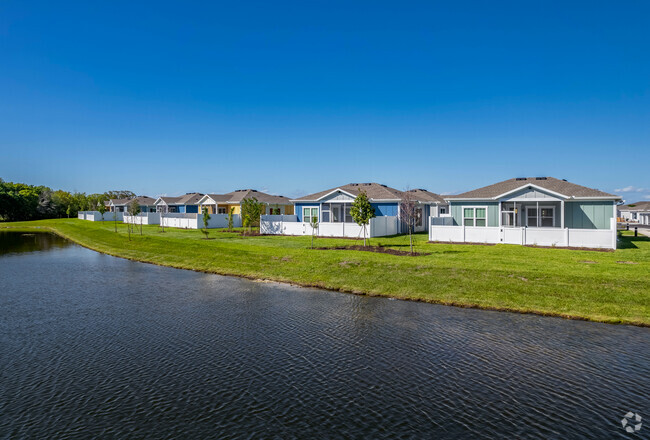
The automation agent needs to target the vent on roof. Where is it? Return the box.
[349,183,359,186]
[562,179,567,182]
[515,177,528,181]
[535,177,547,180]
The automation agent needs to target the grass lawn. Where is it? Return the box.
[2,219,649,326]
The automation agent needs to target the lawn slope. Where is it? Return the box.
[2,219,649,326]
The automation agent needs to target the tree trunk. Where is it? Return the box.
[409,228,413,254]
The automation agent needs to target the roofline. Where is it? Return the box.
[290,198,402,203]
[445,196,620,202]
[494,183,569,200]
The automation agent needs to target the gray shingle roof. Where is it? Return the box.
[110,196,157,206]
[202,190,290,205]
[292,183,404,202]
[619,201,650,211]
[405,189,447,204]
[158,193,204,205]
[445,177,619,200]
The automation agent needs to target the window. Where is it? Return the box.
[540,208,554,227]
[526,207,537,227]
[344,206,352,223]
[321,204,330,222]
[501,202,516,227]
[463,207,487,227]
[303,207,318,223]
[218,207,227,214]
[270,208,281,215]
[440,207,446,214]
[332,205,341,222]
[415,207,423,227]
[526,207,554,227]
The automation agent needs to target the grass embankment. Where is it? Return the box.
[2,219,649,326]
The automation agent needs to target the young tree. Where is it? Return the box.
[309,216,319,249]
[159,206,165,233]
[201,206,211,239]
[228,207,235,231]
[97,200,107,221]
[399,189,418,254]
[350,190,376,246]
[127,199,141,236]
[241,197,265,233]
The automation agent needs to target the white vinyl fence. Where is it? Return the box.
[429,217,617,249]
[260,215,398,238]
[160,213,242,229]
[123,212,161,225]
[78,211,124,221]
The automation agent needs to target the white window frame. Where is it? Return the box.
[462,206,488,227]
[526,206,555,227]
[302,207,319,223]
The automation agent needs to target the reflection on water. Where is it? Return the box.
[0,232,648,439]
[0,231,71,255]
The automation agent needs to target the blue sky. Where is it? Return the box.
[1,1,648,201]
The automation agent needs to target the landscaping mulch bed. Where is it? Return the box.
[315,245,430,257]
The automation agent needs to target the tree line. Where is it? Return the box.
[0,178,135,222]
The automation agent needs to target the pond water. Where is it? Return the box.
[0,231,648,439]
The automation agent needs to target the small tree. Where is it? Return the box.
[97,201,107,222]
[241,197,265,233]
[350,190,375,246]
[159,207,165,233]
[310,216,319,249]
[228,207,235,231]
[201,206,211,239]
[127,199,141,235]
[399,189,418,254]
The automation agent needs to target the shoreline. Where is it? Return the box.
[2,223,648,328]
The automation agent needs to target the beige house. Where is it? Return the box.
[196,189,294,216]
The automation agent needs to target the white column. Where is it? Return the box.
[561,200,565,229]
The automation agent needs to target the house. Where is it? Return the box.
[107,196,157,213]
[154,193,204,214]
[261,182,447,238]
[403,189,450,232]
[618,201,650,223]
[196,189,293,216]
[429,177,620,249]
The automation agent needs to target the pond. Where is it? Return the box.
[0,231,648,438]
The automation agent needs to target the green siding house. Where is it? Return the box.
[431,177,620,249]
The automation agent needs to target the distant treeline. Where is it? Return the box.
[0,178,135,222]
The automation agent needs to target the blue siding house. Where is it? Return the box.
[291,183,448,233]
[153,193,204,214]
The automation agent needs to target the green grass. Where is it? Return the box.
[2,219,649,326]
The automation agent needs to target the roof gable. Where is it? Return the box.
[292,183,403,202]
[445,177,619,201]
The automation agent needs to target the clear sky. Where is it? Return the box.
[1,1,648,201]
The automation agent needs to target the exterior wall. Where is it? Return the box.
[295,203,320,222]
[565,201,614,229]
[371,202,398,217]
[450,202,499,227]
